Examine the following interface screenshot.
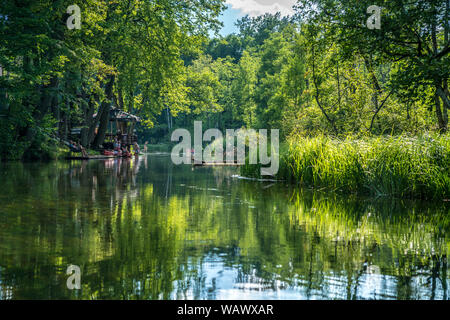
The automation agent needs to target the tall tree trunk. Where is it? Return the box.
[445,0,449,45]
[336,60,341,109]
[51,89,60,134]
[81,95,96,147]
[166,107,171,131]
[363,55,382,113]
[118,87,124,109]
[0,65,8,114]
[435,92,446,133]
[432,15,448,132]
[25,77,58,141]
[444,105,449,131]
[444,80,450,101]
[311,45,339,135]
[86,95,100,146]
[92,75,115,149]
[444,80,449,127]
[436,84,450,118]
[59,97,69,142]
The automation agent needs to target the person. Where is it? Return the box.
[80,144,88,157]
[133,142,140,156]
[113,139,120,155]
[68,141,88,157]
[113,140,121,156]
[143,141,148,153]
[122,145,129,157]
[67,140,77,151]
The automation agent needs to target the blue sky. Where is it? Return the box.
[218,5,242,36]
[217,1,296,36]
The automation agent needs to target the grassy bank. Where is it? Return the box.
[241,134,450,199]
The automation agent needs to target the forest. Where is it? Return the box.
[0,0,449,198]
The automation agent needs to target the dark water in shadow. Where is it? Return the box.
[0,154,448,299]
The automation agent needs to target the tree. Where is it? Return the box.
[0,0,226,159]
[296,0,450,132]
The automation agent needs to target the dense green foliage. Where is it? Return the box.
[148,1,449,143]
[0,0,225,160]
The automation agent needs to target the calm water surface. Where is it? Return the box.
[0,154,448,299]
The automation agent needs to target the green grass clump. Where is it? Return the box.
[241,134,450,199]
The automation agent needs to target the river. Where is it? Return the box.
[0,154,448,299]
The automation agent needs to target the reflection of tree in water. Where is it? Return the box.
[0,156,448,299]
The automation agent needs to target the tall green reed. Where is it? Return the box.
[241,133,450,199]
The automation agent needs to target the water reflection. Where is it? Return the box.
[0,155,448,300]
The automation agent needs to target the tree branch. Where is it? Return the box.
[369,90,393,133]
[311,44,339,135]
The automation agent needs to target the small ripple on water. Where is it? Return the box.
[231,174,279,182]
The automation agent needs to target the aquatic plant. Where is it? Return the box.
[241,134,450,199]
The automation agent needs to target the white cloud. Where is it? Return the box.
[226,0,296,17]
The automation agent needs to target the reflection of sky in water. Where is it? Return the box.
[169,253,447,300]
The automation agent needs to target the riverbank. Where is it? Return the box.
[241,134,450,200]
